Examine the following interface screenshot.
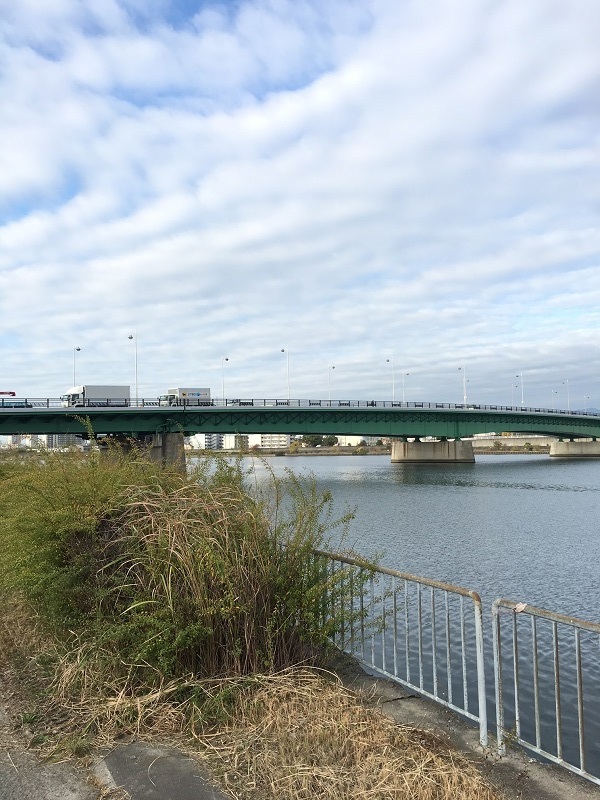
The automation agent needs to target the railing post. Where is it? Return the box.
[472,594,488,747]
[492,600,506,755]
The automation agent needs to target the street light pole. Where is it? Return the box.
[73,347,81,386]
[386,358,395,402]
[128,334,138,406]
[221,357,229,404]
[458,365,468,405]
[328,365,335,403]
[281,348,290,400]
[584,395,590,413]
[402,372,409,405]
[563,379,570,412]
[516,372,525,406]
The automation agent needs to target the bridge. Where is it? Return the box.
[2,398,600,464]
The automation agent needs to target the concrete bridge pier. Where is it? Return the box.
[148,432,187,471]
[391,437,475,463]
[549,439,600,458]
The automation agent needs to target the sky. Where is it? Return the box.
[1,0,599,409]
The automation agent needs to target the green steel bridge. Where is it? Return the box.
[1,398,600,441]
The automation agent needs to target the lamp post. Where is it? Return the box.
[551,389,558,409]
[458,365,468,405]
[401,372,409,405]
[386,358,395,402]
[563,379,570,412]
[584,395,590,413]
[72,347,81,386]
[281,348,290,400]
[516,372,525,406]
[221,357,229,404]
[128,334,138,406]
[328,365,335,403]
[511,382,518,407]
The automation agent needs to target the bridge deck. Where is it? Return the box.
[1,400,599,440]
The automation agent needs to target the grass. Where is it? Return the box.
[0,446,504,799]
[193,669,503,800]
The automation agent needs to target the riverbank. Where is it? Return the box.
[1,658,598,800]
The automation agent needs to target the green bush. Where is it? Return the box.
[0,447,356,691]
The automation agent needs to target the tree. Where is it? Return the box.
[322,435,338,447]
[302,434,324,447]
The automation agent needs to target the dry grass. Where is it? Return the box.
[196,668,503,800]
[0,607,502,800]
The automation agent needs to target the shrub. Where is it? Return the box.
[0,448,357,692]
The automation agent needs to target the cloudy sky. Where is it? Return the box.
[1,0,599,409]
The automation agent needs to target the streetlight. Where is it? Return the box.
[328,365,335,403]
[281,348,290,400]
[516,372,525,406]
[72,347,81,386]
[386,357,396,402]
[221,357,229,404]
[511,382,519,407]
[401,372,410,405]
[458,365,468,405]
[584,395,590,413]
[563,379,570,412]
[128,334,138,406]
[551,389,558,409]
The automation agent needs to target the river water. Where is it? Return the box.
[241,452,600,775]
[245,453,600,621]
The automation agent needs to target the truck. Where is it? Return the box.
[62,385,131,407]
[158,387,212,406]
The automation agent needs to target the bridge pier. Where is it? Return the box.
[391,438,475,463]
[147,432,187,471]
[549,439,600,458]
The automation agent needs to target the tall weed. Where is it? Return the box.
[0,448,357,693]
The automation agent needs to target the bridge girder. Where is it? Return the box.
[1,405,599,441]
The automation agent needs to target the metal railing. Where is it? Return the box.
[0,397,598,417]
[316,551,488,747]
[493,599,600,786]
[317,553,600,785]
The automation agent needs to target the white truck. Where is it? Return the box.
[159,387,212,406]
[62,385,131,407]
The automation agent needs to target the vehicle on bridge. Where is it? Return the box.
[159,387,212,406]
[62,385,131,407]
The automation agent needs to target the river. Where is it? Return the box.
[244,453,600,622]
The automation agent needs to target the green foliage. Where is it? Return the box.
[301,434,338,447]
[0,443,173,627]
[0,447,361,698]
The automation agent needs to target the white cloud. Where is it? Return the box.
[0,0,599,408]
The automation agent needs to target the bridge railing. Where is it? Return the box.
[1,398,599,417]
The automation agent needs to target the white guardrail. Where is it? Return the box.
[318,551,600,785]
[315,551,488,747]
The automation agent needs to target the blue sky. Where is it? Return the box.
[1,0,599,408]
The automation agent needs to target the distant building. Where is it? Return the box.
[45,433,80,449]
[204,433,225,450]
[260,433,290,449]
